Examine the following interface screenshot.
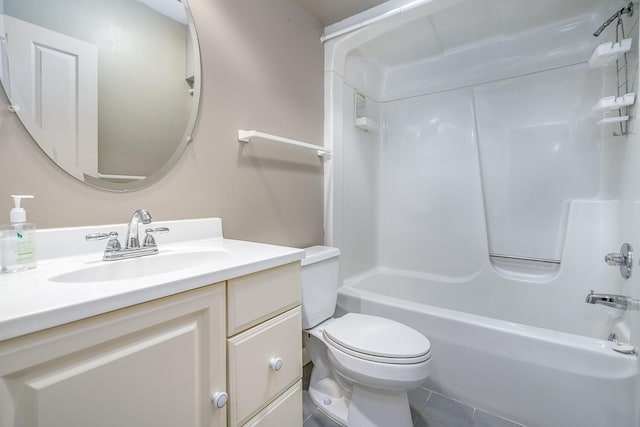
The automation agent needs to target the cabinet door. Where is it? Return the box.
[0,284,227,427]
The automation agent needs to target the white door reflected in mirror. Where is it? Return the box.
[4,16,98,180]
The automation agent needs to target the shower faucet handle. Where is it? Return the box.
[604,243,633,279]
[605,253,624,265]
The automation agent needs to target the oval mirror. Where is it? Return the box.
[0,0,201,191]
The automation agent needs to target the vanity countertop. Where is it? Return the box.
[0,218,304,341]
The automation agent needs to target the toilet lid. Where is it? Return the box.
[323,313,431,363]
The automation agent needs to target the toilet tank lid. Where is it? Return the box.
[302,246,340,266]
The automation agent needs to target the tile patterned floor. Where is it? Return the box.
[302,363,526,427]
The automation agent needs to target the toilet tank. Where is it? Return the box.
[301,246,341,329]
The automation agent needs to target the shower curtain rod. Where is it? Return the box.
[320,0,427,43]
[593,2,633,37]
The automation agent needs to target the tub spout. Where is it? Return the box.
[585,290,640,311]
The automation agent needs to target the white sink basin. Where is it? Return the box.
[48,249,232,283]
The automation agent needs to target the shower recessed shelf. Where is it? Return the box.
[589,39,632,68]
[591,93,635,116]
[354,91,379,132]
[355,117,379,132]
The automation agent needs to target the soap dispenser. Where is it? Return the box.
[1,195,36,273]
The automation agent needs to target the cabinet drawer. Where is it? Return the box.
[243,381,302,427]
[228,307,302,426]
[227,262,300,336]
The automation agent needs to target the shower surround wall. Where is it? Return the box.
[325,0,640,424]
[327,0,636,345]
[376,62,606,274]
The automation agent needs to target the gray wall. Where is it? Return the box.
[0,0,325,248]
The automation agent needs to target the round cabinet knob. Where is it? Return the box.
[211,391,228,409]
[269,357,283,371]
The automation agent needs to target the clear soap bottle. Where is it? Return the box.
[1,195,37,273]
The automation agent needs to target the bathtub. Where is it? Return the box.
[336,271,639,427]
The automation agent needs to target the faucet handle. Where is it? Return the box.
[86,232,121,252]
[86,231,119,241]
[604,243,633,279]
[605,253,624,266]
[143,227,169,247]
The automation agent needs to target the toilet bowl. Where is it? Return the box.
[302,246,432,427]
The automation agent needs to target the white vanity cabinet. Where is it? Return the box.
[0,283,227,427]
[0,260,303,427]
[227,262,303,427]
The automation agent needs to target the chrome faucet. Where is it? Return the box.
[585,290,640,311]
[125,208,152,249]
[85,209,169,261]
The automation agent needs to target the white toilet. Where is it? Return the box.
[302,246,432,427]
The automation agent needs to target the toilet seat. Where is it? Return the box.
[323,313,431,364]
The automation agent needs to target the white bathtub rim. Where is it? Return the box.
[338,283,637,377]
[343,264,628,338]
[340,282,631,355]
